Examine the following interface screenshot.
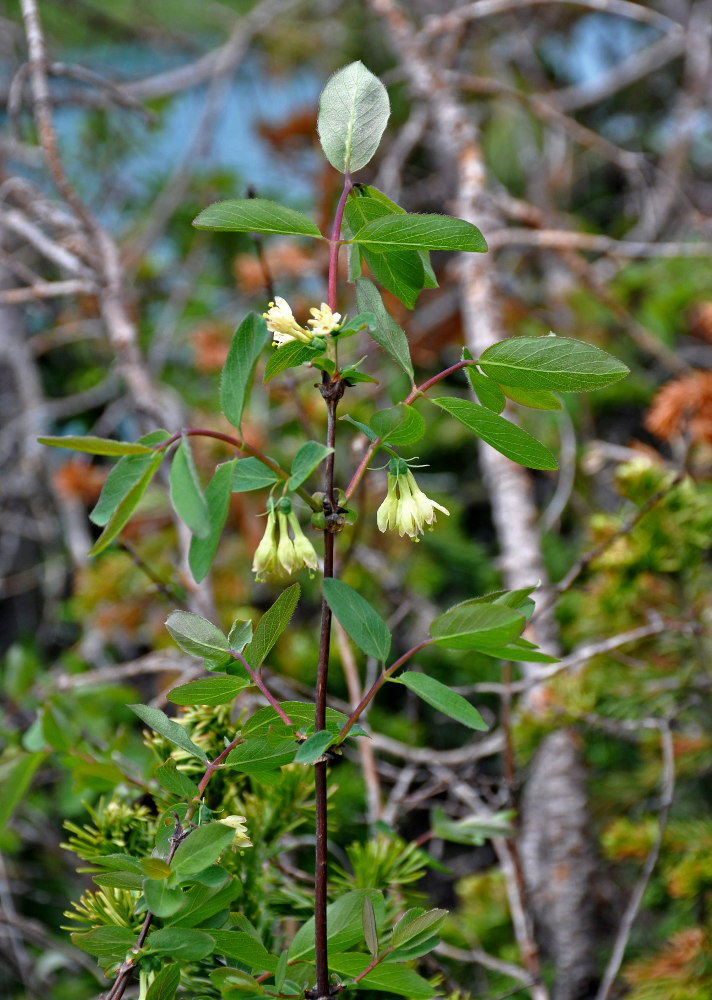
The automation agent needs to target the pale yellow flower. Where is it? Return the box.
[263,296,313,347]
[252,506,280,581]
[277,511,297,575]
[377,464,449,540]
[307,303,341,338]
[218,815,252,847]
[288,511,320,574]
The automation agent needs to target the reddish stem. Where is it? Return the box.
[232,651,294,727]
[328,171,352,312]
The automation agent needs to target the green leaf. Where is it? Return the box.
[155,759,199,799]
[221,313,269,428]
[193,198,321,237]
[353,213,487,253]
[144,878,185,918]
[89,448,165,555]
[140,857,172,879]
[171,822,237,876]
[479,335,629,390]
[391,907,447,949]
[341,414,377,441]
[335,311,377,338]
[224,738,297,774]
[243,702,367,740]
[355,278,413,379]
[464,359,506,413]
[322,579,391,661]
[263,339,324,383]
[129,705,208,762]
[90,430,170,526]
[288,441,334,491]
[146,927,216,961]
[430,600,525,650]
[274,950,287,990]
[92,871,143,890]
[246,584,300,668]
[294,730,334,765]
[475,638,558,663]
[232,458,282,492]
[211,968,263,993]
[362,247,424,309]
[211,931,278,971]
[167,878,240,927]
[288,889,386,961]
[318,61,390,173]
[228,618,253,653]
[189,460,236,581]
[499,383,562,409]
[71,926,136,961]
[394,672,488,731]
[0,752,45,828]
[146,964,180,1000]
[370,404,425,446]
[432,806,515,845]
[170,435,209,539]
[328,955,435,999]
[167,676,250,706]
[432,396,557,470]
[165,610,230,658]
[39,435,153,456]
[362,896,379,957]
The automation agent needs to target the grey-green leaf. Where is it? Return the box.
[322,578,390,661]
[246,584,300,668]
[165,610,230,658]
[464,362,506,414]
[90,429,170,526]
[263,339,324,383]
[355,278,413,379]
[288,889,386,961]
[394,672,488,731]
[328,954,434,999]
[499,383,563,409]
[155,759,199,799]
[88,448,165,555]
[318,61,390,173]
[294,730,334,765]
[193,198,322,237]
[352,213,487,253]
[146,927,216,961]
[189,460,236,582]
[479,335,629,390]
[432,396,557,471]
[167,676,250,706]
[288,441,333,491]
[129,704,208,761]
[145,963,181,1000]
[232,458,281,492]
[370,404,425,446]
[221,313,269,428]
[228,618,253,653]
[171,822,236,876]
[143,879,185,918]
[169,436,210,539]
[391,907,448,948]
[362,896,379,957]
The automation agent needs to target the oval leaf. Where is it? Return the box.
[294,730,334,765]
[352,213,487,253]
[432,396,557,470]
[479,335,629,391]
[89,449,165,555]
[370,404,425,446]
[318,61,390,173]
[246,585,300,669]
[167,676,250,706]
[288,441,334,491]
[143,878,185,918]
[322,578,391,661]
[146,927,215,961]
[189,459,237,582]
[146,964,180,1000]
[355,278,413,379]
[129,704,208,762]
[221,313,269,428]
[165,610,230,658]
[394,672,488,731]
[171,822,236,876]
[193,198,321,237]
[430,601,525,649]
[39,435,152,456]
[362,896,379,957]
[90,429,170,526]
[169,436,209,539]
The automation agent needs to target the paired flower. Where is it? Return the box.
[377,459,449,540]
[252,497,320,581]
[217,814,252,848]
[263,297,341,348]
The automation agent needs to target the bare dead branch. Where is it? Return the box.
[488,227,712,257]
[0,278,97,303]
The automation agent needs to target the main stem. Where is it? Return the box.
[313,172,351,1000]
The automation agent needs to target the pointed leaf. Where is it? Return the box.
[193,198,321,237]
[479,335,629,390]
[155,759,200,800]
[318,61,390,173]
[274,950,288,990]
[0,752,46,828]
[393,672,488,731]
[189,459,236,581]
[500,383,562,409]
[432,396,557,470]
[165,610,230,658]
[263,339,324,383]
[243,701,367,740]
[246,584,300,668]
[294,730,334,765]
[391,907,447,949]
[169,436,209,538]
[211,931,278,971]
[288,441,334,491]
[432,806,515,845]
[355,278,413,379]
[167,676,250,706]
[232,458,281,492]
[288,889,386,960]
[430,600,525,649]
[72,926,136,961]
[143,878,185,918]
[39,435,153,456]
[129,704,208,761]
[221,313,269,428]
[362,896,379,957]
[328,955,435,999]
[146,927,215,961]
[89,448,165,554]
[370,404,425,446]
[353,213,487,253]
[322,578,391,661]
[228,619,253,652]
[171,822,236,876]
[146,964,180,1000]
[224,738,296,774]
[90,430,170,526]
[464,362,506,413]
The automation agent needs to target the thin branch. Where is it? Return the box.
[435,941,531,985]
[487,228,712,258]
[0,278,97,304]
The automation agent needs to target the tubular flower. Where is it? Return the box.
[218,815,252,848]
[277,511,297,575]
[307,303,341,338]
[377,460,449,540]
[288,511,320,575]
[263,296,313,347]
[251,504,281,581]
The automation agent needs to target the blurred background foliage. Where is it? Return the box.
[2,1,712,999]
